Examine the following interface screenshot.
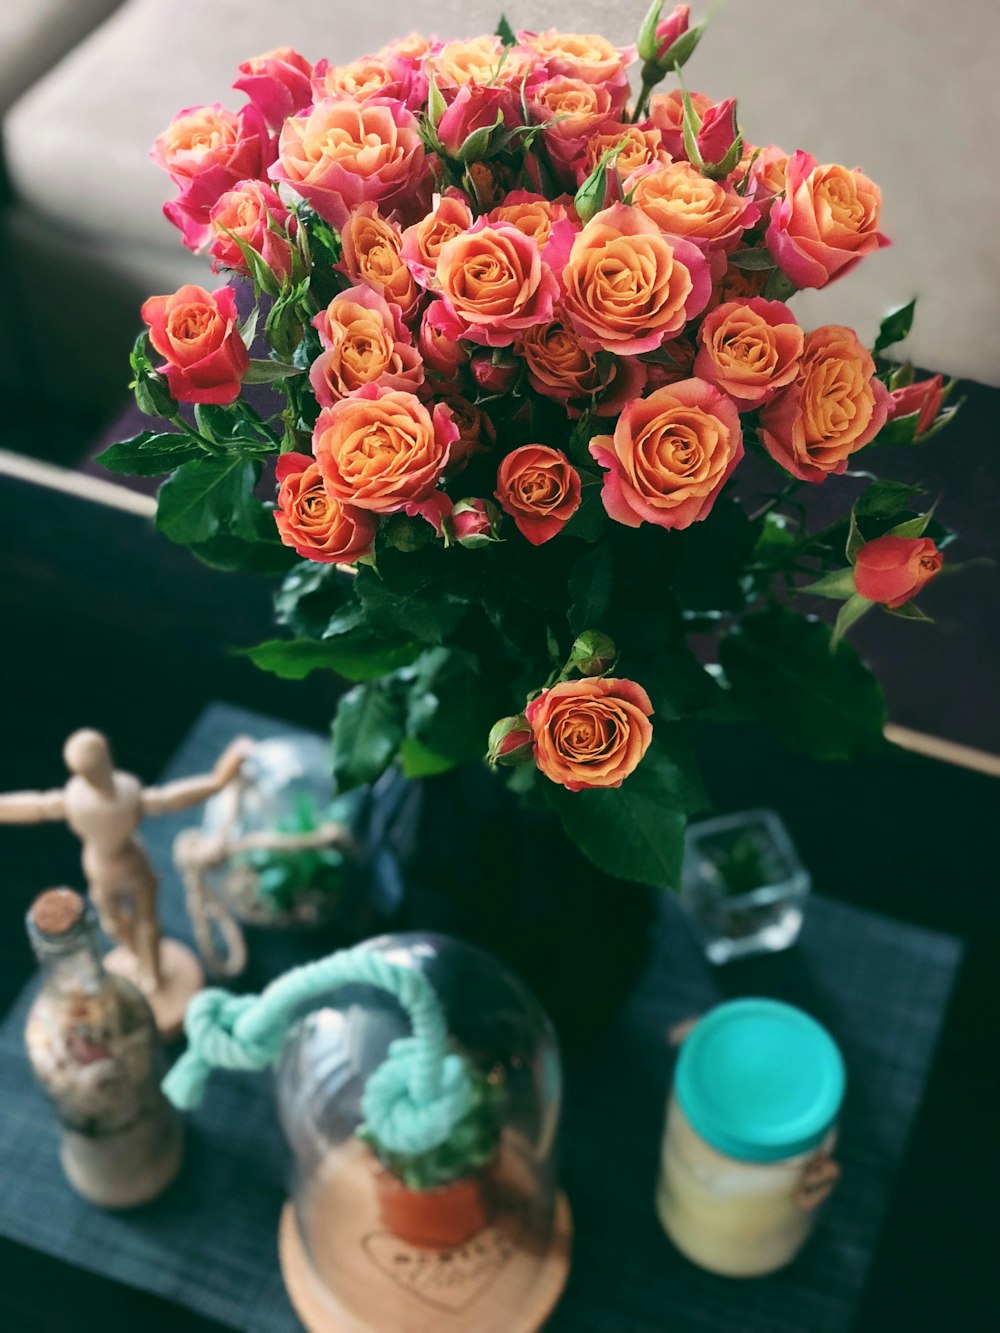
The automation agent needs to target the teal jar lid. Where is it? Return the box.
[674,998,845,1163]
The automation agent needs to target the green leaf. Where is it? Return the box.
[546,733,705,889]
[243,358,303,384]
[727,248,777,271]
[561,474,610,543]
[800,567,857,600]
[763,269,797,302]
[637,0,665,62]
[243,634,422,682]
[874,410,921,447]
[156,457,258,545]
[274,562,359,638]
[399,737,457,779]
[873,299,916,356]
[426,67,447,127]
[846,508,865,563]
[332,679,407,791]
[854,478,922,522]
[671,495,754,612]
[885,600,933,623]
[887,506,936,539]
[495,14,517,46]
[567,544,614,636]
[719,608,887,760]
[96,432,202,477]
[574,139,627,225]
[355,547,475,644]
[831,593,874,647]
[751,512,797,570]
[402,647,501,770]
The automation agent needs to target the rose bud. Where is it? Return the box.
[853,535,943,609]
[471,350,521,395]
[887,374,944,438]
[696,98,740,170]
[638,2,701,71]
[437,85,512,163]
[487,715,534,767]
[569,630,617,676]
[443,498,501,549]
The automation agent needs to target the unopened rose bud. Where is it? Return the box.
[570,630,617,676]
[696,98,741,173]
[471,350,520,394]
[487,715,535,766]
[638,2,701,72]
[444,498,501,549]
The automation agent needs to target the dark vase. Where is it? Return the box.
[367,764,659,1047]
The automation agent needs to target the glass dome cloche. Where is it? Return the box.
[164,932,571,1333]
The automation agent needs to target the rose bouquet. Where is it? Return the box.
[102,5,966,892]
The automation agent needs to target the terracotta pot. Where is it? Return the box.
[375,1170,489,1249]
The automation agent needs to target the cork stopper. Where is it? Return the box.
[29,888,86,939]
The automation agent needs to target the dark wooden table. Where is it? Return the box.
[0,468,996,1332]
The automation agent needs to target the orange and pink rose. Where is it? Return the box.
[888,374,944,437]
[338,203,420,316]
[766,151,889,289]
[853,536,943,608]
[233,48,313,129]
[525,677,654,791]
[141,284,248,405]
[312,384,457,513]
[274,453,377,564]
[495,444,581,545]
[759,325,891,481]
[589,377,743,530]
[309,285,423,406]
[436,219,558,346]
[694,298,803,408]
[208,180,295,282]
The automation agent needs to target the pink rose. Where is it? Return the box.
[233,48,314,130]
[270,97,425,227]
[655,6,690,60]
[274,453,377,565]
[141,284,248,405]
[853,535,943,608]
[418,301,470,375]
[437,84,514,159]
[208,180,295,282]
[589,378,743,530]
[311,54,427,112]
[694,298,804,408]
[153,103,275,251]
[888,374,944,436]
[766,151,890,289]
[470,351,521,394]
[696,97,738,166]
[401,195,474,289]
[309,284,423,407]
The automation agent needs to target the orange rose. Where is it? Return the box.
[495,444,581,545]
[579,123,666,185]
[516,317,646,416]
[339,203,419,315]
[432,36,533,93]
[529,76,619,173]
[557,203,710,355]
[694,298,803,407]
[310,55,423,108]
[520,30,633,90]
[141,284,248,405]
[524,677,654,791]
[438,393,495,476]
[589,377,743,529]
[853,536,943,608]
[436,220,557,346]
[274,453,376,564]
[706,253,770,310]
[270,97,424,226]
[628,160,758,250]
[759,325,891,482]
[766,152,889,288]
[313,384,458,512]
[402,195,473,288]
[309,285,423,407]
[489,192,571,247]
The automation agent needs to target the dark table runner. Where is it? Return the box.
[0,703,962,1333]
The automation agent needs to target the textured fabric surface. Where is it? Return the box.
[0,702,962,1333]
[0,0,120,113]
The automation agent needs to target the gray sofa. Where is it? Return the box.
[2,0,999,422]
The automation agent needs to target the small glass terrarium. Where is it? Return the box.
[165,932,571,1333]
[187,735,374,932]
[276,935,570,1333]
[681,810,811,965]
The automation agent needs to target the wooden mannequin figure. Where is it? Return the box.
[0,729,252,1038]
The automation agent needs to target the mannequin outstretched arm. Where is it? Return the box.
[141,737,253,816]
[0,789,66,824]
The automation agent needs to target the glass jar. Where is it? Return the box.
[24,888,183,1207]
[275,932,572,1333]
[682,810,811,965]
[657,998,845,1277]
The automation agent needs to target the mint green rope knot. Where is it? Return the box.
[362,1039,472,1155]
[162,989,284,1110]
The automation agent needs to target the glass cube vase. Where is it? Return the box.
[681,810,811,965]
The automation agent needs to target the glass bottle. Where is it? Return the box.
[24,887,183,1207]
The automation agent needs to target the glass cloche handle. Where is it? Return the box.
[163,946,474,1158]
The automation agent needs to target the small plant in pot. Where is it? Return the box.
[358,1065,503,1249]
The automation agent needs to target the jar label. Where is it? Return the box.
[794,1152,841,1210]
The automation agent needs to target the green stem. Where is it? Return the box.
[168,415,219,455]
